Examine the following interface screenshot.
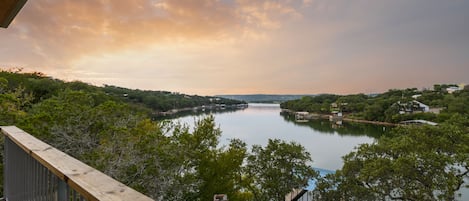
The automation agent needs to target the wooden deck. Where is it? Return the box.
[1,126,154,201]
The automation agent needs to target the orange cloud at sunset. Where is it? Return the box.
[8,0,304,60]
[1,0,469,95]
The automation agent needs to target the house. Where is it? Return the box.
[0,0,28,28]
[411,94,422,99]
[295,112,309,122]
[413,101,429,112]
[397,100,429,114]
[446,86,461,94]
[330,102,348,112]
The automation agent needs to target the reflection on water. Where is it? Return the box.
[169,103,385,170]
[166,103,468,200]
[280,112,389,139]
[154,107,246,120]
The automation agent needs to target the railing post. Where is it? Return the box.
[57,179,69,201]
[2,126,155,201]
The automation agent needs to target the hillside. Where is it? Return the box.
[0,70,245,113]
[0,69,315,200]
[217,94,315,103]
[281,84,469,123]
[1,69,468,200]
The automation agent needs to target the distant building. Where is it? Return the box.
[213,194,228,201]
[413,101,429,112]
[396,100,429,114]
[446,86,461,94]
[295,112,309,122]
[330,102,348,112]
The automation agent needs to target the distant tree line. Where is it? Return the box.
[280,84,469,200]
[0,70,314,200]
[281,85,469,123]
[1,70,468,200]
[0,69,245,113]
[313,115,469,200]
[103,85,245,112]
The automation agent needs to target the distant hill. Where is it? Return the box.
[216,94,316,103]
[0,70,245,113]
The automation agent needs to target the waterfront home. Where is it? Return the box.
[411,94,422,99]
[330,102,348,113]
[413,101,429,112]
[329,111,342,122]
[446,86,461,94]
[397,100,430,114]
[295,112,309,122]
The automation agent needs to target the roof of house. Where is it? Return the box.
[0,0,27,28]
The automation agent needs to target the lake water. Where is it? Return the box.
[170,103,385,170]
[169,103,468,200]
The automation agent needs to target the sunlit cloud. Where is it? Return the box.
[4,0,307,63]
[1,0,468,95]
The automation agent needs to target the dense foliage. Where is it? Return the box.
[1,69,468,200]
[279,85,469,200]
[0,69,245,113]
[245,139,317,200]
[313,115,469,200]
[103,85,245,111]
[281,85,469,123]
[0,70,314,200]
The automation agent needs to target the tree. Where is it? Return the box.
[314,116,469,200]
[245,139,317,201]
[197,139,248,201]
[0,80,32,197]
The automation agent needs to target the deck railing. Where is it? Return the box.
[1,126,154,201]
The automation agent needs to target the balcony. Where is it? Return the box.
[1,126,154,201]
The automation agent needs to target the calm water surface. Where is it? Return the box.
[171,103,385,170]
[170,103,468,200]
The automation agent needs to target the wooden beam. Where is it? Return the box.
[1,126,155,201]
[0,0,27,28]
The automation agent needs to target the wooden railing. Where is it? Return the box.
[1,126,154,201]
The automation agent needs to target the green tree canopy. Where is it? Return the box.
[245,139,318,201]
[314,116,469,200]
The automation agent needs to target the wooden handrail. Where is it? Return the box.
[1,126,154,201]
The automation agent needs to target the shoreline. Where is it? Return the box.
[281,109,398,126]
[155,103,248,116]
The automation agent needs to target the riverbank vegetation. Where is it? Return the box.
[1,69,468,200]
[281,84,469,124]
[281,85,469,200]
[0,69,245,114]
[313,115,469,200]
[0,70,315,200]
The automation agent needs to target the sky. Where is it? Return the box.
[1,0,469,96]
